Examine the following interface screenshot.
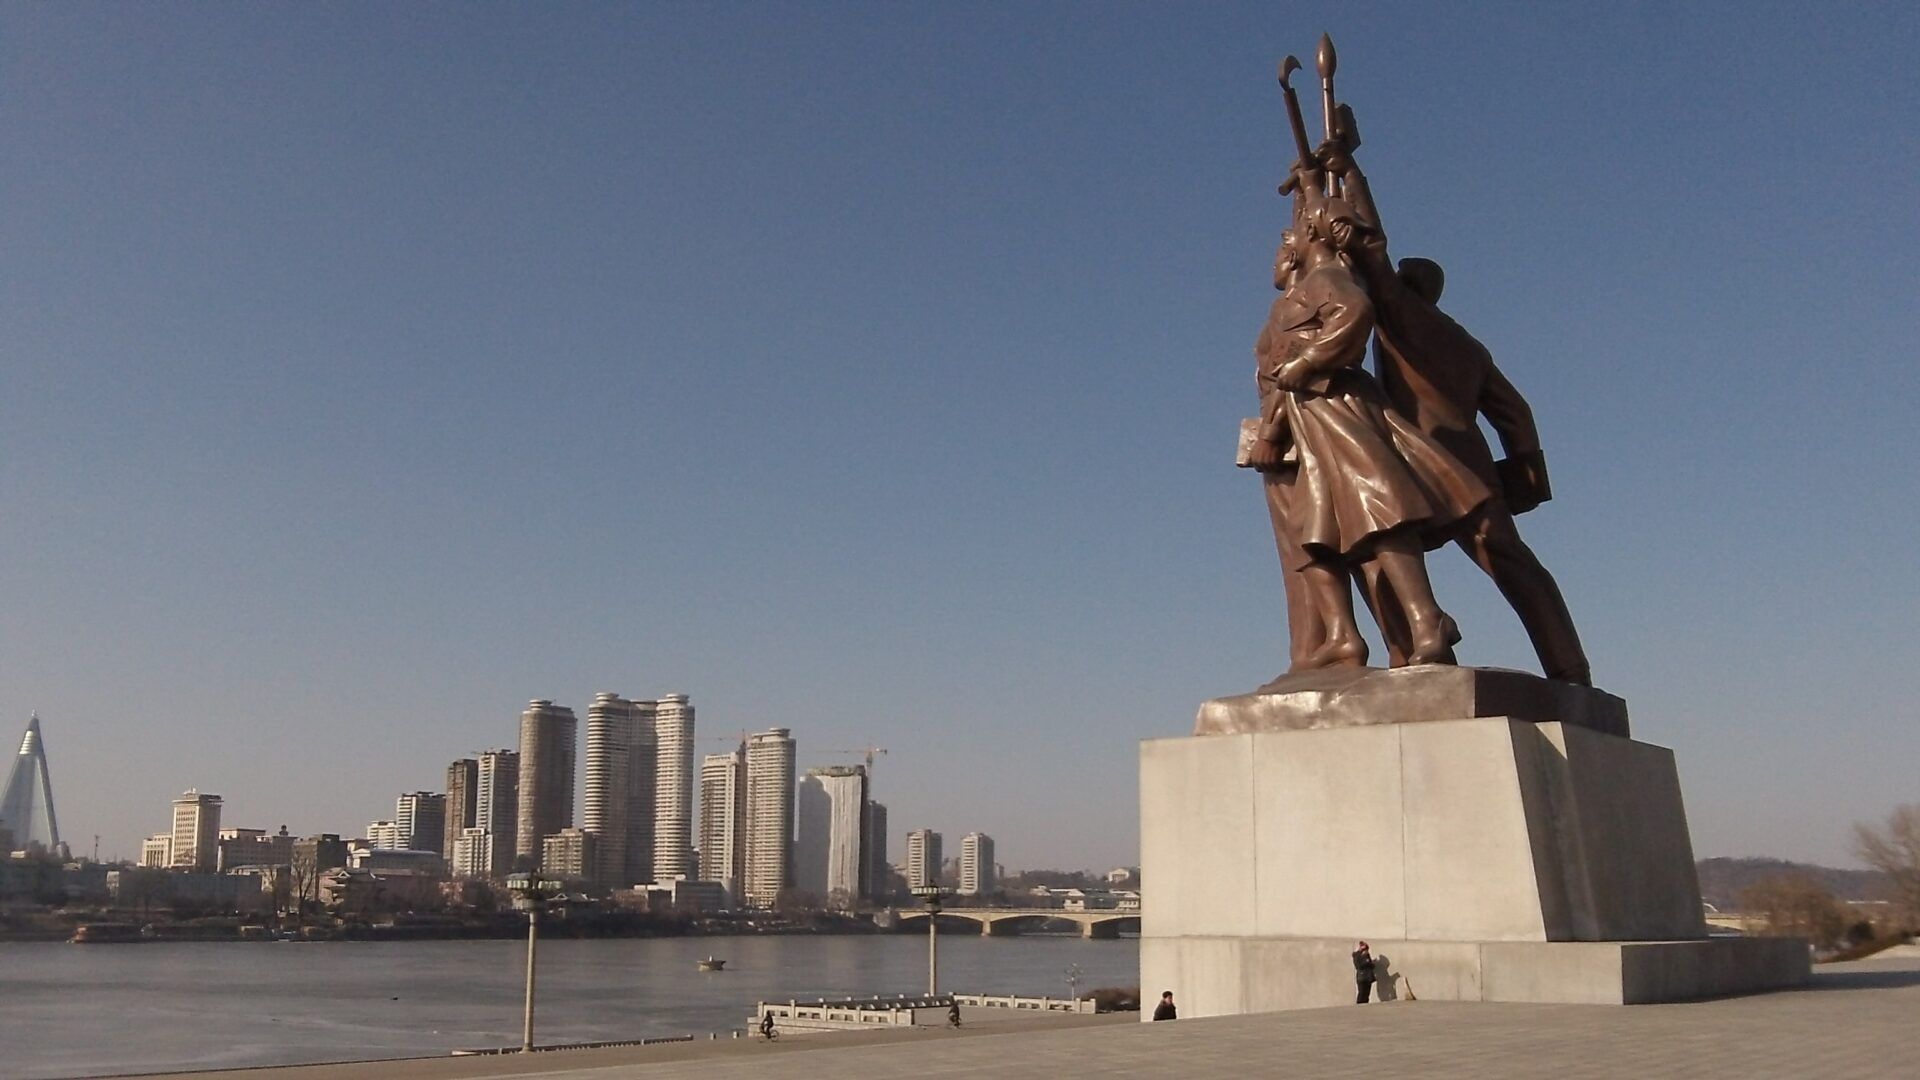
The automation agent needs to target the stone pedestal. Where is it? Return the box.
[1140,673,1809,1016]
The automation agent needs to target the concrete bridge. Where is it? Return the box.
[891,907,1142,939]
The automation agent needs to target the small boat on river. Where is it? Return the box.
[697,956,726,971]
[71,923,144,943]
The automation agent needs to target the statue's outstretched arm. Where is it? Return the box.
[1479,362,1542,459]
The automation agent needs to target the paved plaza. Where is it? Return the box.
[132,954,1920,1080]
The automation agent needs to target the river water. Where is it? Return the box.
[0,934,1139,1079]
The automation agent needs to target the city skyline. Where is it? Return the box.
[80,693,1064,896]
[4,7,1916,872]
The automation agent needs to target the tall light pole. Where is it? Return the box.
[911,884,950,996]
[507,873,562,1052]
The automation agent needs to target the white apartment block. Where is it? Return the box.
[476,749,518,877]
[451,827,493,879]
[959,832,995,896]
[366,820,405,850]
[741,727,794,908]
[905,828,942,891]
[170,790,223,872]
[395,792,446,854]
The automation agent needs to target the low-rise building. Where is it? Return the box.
[139,833,173,868]
[217,826,294,871]
[320,867,443,913]
[541,828,595,881]
[641,877,726,913]
[105,869,267,913]
[450,827,496,879]
[348,847,446,877]
[365,820,406,850]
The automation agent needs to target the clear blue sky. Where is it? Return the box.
[3,3,1916,870]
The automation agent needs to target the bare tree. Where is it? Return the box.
[288,851,321,924]
[1739,875,1852,948]
[1854,804,1920,932]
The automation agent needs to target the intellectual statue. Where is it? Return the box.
[1249,199,1488,670]
[1244,35,1589,685]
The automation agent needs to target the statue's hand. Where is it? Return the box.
[1247,439,1285,472]
[1273,360,1312,391]
[1497,451,1552,514]
[1315,137,1353,177]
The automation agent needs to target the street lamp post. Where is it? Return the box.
[911,884,950,996]
[506,874,563,1053]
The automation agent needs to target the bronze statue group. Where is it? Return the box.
[1245,36,1588,685]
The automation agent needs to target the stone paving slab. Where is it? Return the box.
[134,957,1920,1080]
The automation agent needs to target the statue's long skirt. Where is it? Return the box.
[1283,368,1490,560]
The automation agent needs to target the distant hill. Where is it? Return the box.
[1696,857,1890,910]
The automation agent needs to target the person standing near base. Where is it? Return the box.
[1152,990,1178,1020]
[1353,941,1377,1003]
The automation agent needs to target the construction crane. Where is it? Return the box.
[823,745,889,787]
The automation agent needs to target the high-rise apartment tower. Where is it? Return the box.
[515,700,577,869]
[583,692,659,887]
[651,694,695,881]
[959,832,996,896]
[796,765,867,907]
[698,745,746,905]
[475,749,519,877]
[865,801,889,901]
[741,727,795,908]
[444,757,478,859]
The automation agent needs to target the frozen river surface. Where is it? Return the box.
[0,934,1138,1078]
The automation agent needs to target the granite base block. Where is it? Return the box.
[1141,935,1811,1017]
[1141,719,1706,944]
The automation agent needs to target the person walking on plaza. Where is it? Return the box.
[1353,941,1377,1004]
[948,1000,962,1028]
[1152,990,1178,1020]
[759,1010,778,1040]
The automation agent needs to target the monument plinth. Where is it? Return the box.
[1194,664,1629,739]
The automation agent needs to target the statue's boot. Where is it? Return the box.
[1299,561,1368,669]
[1369,533,1457,666]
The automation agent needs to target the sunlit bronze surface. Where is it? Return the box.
[1242,34,1589,686]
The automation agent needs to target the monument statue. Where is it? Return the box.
[1140,36,1810,1018]
[1245,35,1586,685]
